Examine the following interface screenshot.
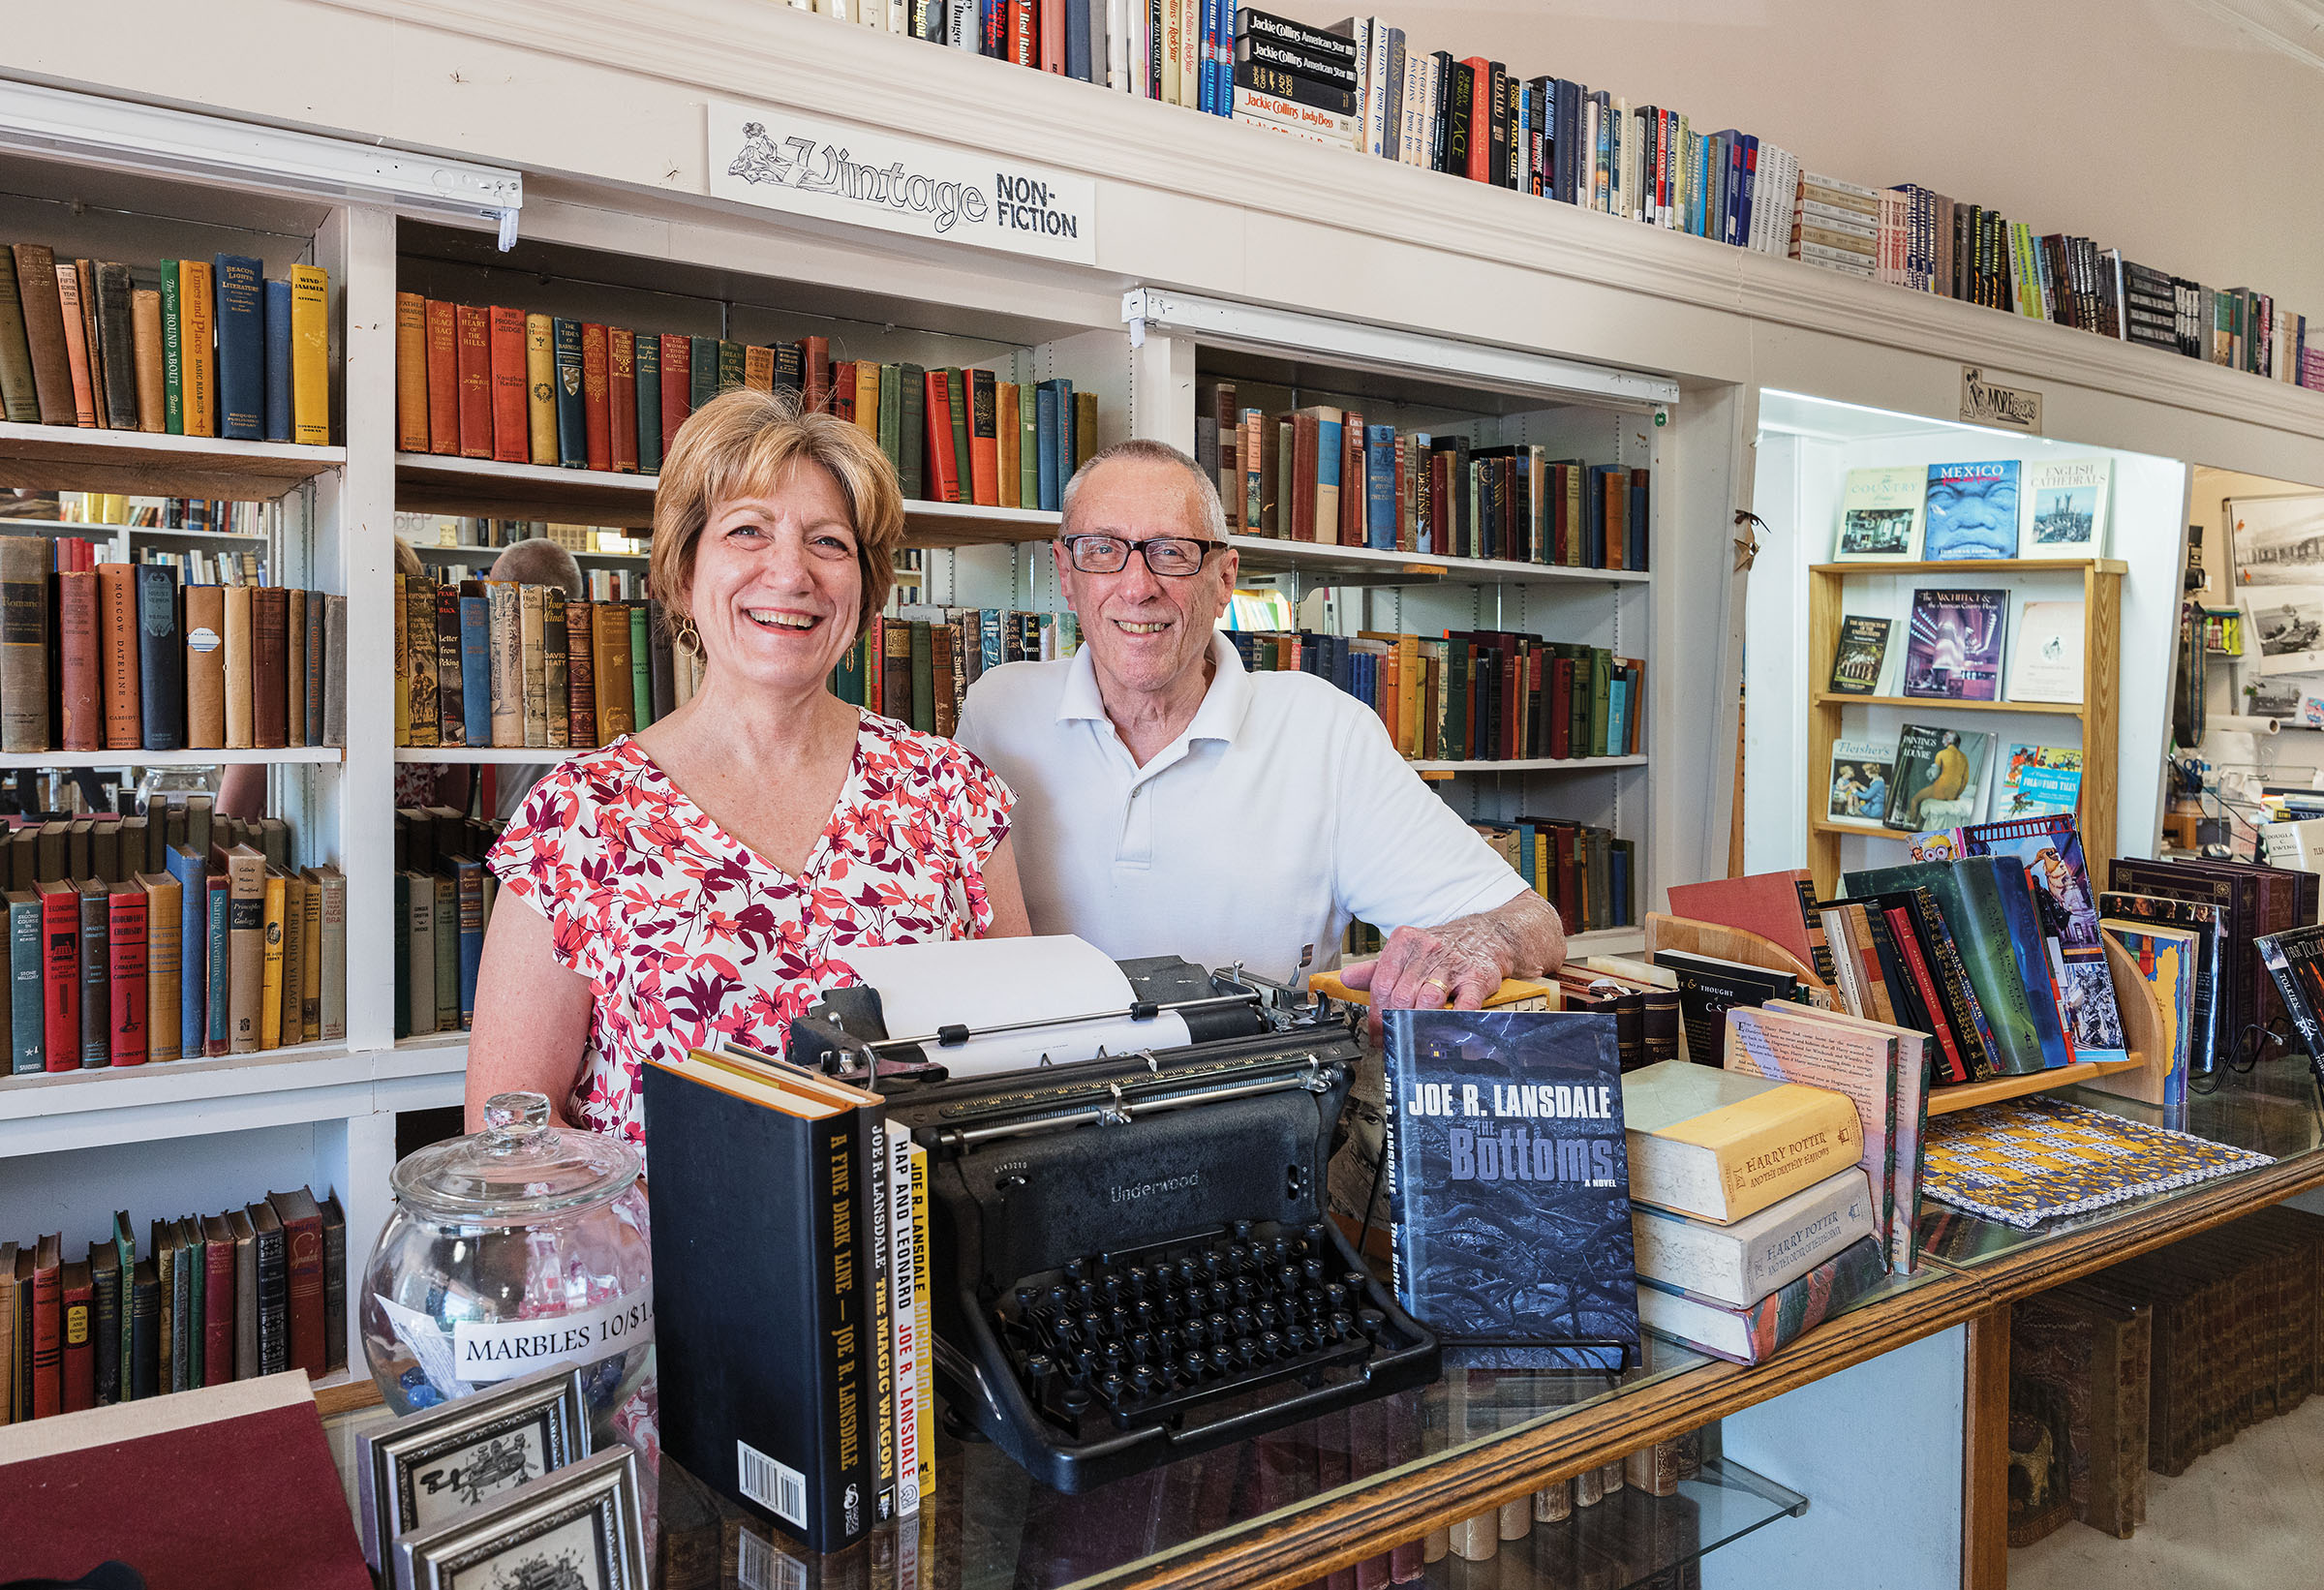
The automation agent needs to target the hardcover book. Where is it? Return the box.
[1631,1166,1879,1307]
[1827,738,1898,828]
[1636,1233,1888,1364]
[1652,948,1801,1067]
[1828,615,1891,694]
[1922,460,2022,560]
[1958,814,2127,1060]
[2024,457,2111,556]
[1383,1009,1638,1369]
[1883,723,1993,831]
[1619,1059,1862,1225]
[1833,466,1924,561]
[1902,588,2005,700]
[1998,744,2082,819]
[2257,926,2324,1095]
[2006,601,2085,702]
[1847,856,2066,1075]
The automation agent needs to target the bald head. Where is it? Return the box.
[489,536,585,597]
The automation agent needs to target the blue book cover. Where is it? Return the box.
[9,893,41,1074]
[1384,1010,1638,1370]
[1514,821,1537,890]
[553,318,587,469]
[1315,416,1342,531]
[1585,464,1612,566]
[1065,0,1091,81]
[1956,814,2126,1062]
[1607,678,1629,754]
[205,878,230,1053]
[1628,471,1648,570]
[451,855,485,1026]
[165,845,206,1055]
[1922,460,2022,560]
[212,254,266,441]
[458,595,492,748]
[262,278,292,443]
[1035,379,1068,511]
[1365,425,1397,550]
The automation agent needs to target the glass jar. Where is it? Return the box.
[360,1091,654,1442]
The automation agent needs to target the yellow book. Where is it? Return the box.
[1621,1059,1863,1225]
[1396,635,1422,756]
[177,259,216,438]
[392,570,410,747]
[854,361,879,442]
[743,345,775,393]
[1306,969,1559,1012]
[996,382,1021,509]
[299,864,325,1043]
[289,264,329,444]
[138,871,182,1062]
[259,867,288,1051]
[524,313,557,467]
[909,1140,935,1505]
[1535,833,1549,901]
[276,871,305,1052]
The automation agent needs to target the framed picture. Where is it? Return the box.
[360,1363,591,1570]
[393,1445,647,1590]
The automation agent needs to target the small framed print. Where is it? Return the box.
[393,1445,648,1590]
[360,1363,591,1569]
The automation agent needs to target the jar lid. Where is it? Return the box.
[389,1091,643,1224]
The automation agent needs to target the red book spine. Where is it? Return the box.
[56,568,99,751]
[1550,657,1574,759]
[1340,421,1363,545]
[487,306,528,464]
[107,889,147,1067]
[281,1212,324,1376]
[1291,415,1317,541]
[1501,652,1519,760]
[204,1238,235,1387]
[1011,0,1034,66]
[608,327,638,474]
[423,298,458,455]
[1037,0,1062,71]
[1885,904,1970,1085]
[1463,60,1492,181]
[41,887,78,1073]
[801,335,830,414]
[454,303,492,460]
[923,372,960,505]
[581,322,611,472]
[62,1267,94,1413]
[31,1256,61,1418]
[658,333,691,458]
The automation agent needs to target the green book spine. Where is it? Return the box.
[182,1221,204,1389]
[159,260,184,435]
[391,871,409,1041]
[688,336,719,412]
[0,250,36,424]
[1018,382,1038,512]
[1843,860,2046,1076]
[831,632,865,706]
[877,362,902,473]
[717,340,746,395]
[945,371,970,502]
[629,605,652,729]
[112,1212,134,1400]
[633,333,661,474]
[898,363,926,501]
[909,620,934,732]
[1590,649,1611,756]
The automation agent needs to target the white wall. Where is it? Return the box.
[1262,0,2324,317]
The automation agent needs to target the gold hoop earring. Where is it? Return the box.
[672,616,702,659]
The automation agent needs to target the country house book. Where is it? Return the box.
[1833,466,1923,561]
[1902,588,2005,700]
[1384,1009,1639,1369]
[1636,1234,1889,1364]
[1618,1059,1863,1225]
[1630,1165,1879,1307]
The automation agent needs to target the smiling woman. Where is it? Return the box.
[462,390,1032,1173]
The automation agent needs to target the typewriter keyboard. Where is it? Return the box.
[994,1219,1392,1434]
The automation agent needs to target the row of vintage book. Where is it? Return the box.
[0,537,343,755]
[392,296,1101,507]
[388,806,505,1039]
[828,606,1080,737]
[1195,382,1650,568]
[0,244,331,440]
[2,802,347,1073]
[0,1187,343,1424]
[1472,818,1636,939]
[393,576,700,751]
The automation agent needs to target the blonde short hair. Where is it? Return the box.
[649,388,903,636]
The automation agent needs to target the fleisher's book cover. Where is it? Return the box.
[1383,1010,1639,1371]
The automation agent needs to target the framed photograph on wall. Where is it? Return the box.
[359,1363,592,1571]
[392,1445,647,1590]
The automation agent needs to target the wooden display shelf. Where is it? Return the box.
[1228,533,1650,588]
[0,423,343,500]
[1811,558,2130,577]
[1923,1055,2150,1116]
[1809,691,2084,717]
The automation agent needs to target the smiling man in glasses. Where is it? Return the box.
[955,439,1564,1015]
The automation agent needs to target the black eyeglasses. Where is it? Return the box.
[1058,534,1230,577]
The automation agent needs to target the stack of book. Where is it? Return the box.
[37,493,271,537]
[2115,852,2317,1091]
[1620,1060,1889,1364]
[393,574,696,751]
[1231,12,1361,149]
[0,244,329,442]
[0,542,341,756]
[392,806,505,1039]
[1475,819,1635,938]
[1195,382,1649,567]
[644,1045,933,1553]
[1,803,346,1074]
[831,605,1080,736]
[0,1187,342,1422]
[396,513,646,560]
[392,299,1100,505]
[1226,628,1642,762]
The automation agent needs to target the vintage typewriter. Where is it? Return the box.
[789,949,1439,1492]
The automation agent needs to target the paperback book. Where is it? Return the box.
[1827,739,1897,827]
[2023,458,2111,556]
[1921,461,2021,560]
[1884,724,1993,832]
[1902,589,2006,700]
[1828,616,1892,695]
[1833,467,1925,561]
[2005,601,2085,703]
[1384,1010,1639,1370]
[1997,745,2081,819]
[1959,814,2125,1058]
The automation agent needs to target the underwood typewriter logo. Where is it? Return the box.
[1110,1173,1202,1205]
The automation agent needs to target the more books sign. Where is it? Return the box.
[1959,366,2043,434]
[708,102,1097,266]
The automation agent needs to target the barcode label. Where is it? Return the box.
[737,1440,808,1528]
[735,1530,809,1590]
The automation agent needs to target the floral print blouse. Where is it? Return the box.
[486,713,1015,1170]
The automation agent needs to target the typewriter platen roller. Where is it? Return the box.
[791,954,1440,1493]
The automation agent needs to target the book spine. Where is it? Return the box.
[488,305,529,463]
[254,1223,287,1376]
[395,291,429,451]
[136,566,183,751]
[211,256,264,440]
[525,313,558,467]
[10,897,42,1074]
[289,264,329,444]
[262,277,292,442]
[77,885,108,1068]
[107,890,147,1067]
[582,322,612,471]
[552,319,586,467]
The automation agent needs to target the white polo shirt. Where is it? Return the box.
[954,630,1527,984]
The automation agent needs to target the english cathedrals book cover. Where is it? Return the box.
[1383,1010,1639,1370]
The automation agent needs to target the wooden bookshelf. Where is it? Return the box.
[1805,560,2124,896]
[1227,533,1650,588]
[0,423,344,501]
[0,746,345,770]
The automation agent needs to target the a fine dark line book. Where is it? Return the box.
[266,1185,326,1378]
[643,1048,876,1552]
[89,1238,120,1406]
[551,318,586,468]
[246,1198,287,1376]
[211,254,264,441]
[9,888,41,1075]
[2258,925,2324,1098]
[76,878,108,1068]
[136,565,183,751]
[1383,1010,1638,1370]
[1846,858,2058,1076]
[634,330,662,474]
[128,1257,159,1400]
[262,277,292,443]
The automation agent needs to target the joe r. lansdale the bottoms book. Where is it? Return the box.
[1384,1010,1640,1370]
